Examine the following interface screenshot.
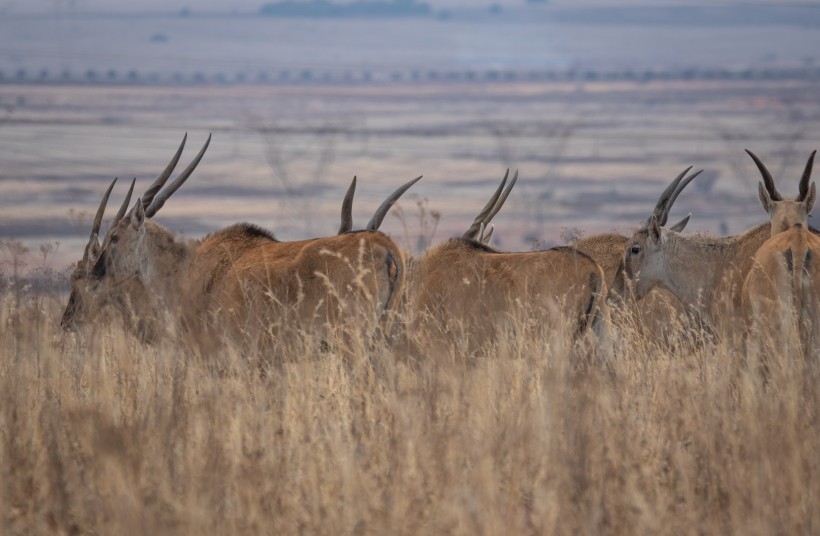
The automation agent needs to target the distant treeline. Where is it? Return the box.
[2,65,820,87]
[259,0,432,18]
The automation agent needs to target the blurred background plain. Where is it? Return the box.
[1,0,819,269]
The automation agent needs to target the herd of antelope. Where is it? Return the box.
[60,133,819,361]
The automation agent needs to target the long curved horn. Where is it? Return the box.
[338,176,356,234]
[365,175,422,231]
[83,178,117,260]
[484,169,518,227]
[144,133,211,218]
[463,169,509,240]
[650,166,689,223]
[798,150,817,202]
[650,166,695,227]
[141,133,187,210]
[661,169,702,226]
[113,178,136,226]
[481,224,494,244]
[467,170,518,241]
[91,178,117,238]
[745,149,782,201]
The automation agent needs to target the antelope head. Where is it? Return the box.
[746,149,816,236]
[62,133,210,330]
[623,166,703,298]
[92,133,210,284]
[61,177,135,329]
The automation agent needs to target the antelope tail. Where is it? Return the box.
[787,244,813,319]
[783,237,814,349]
[577,271,604,338]
[383,250,403,313]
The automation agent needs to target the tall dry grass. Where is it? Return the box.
[1,256,819,535]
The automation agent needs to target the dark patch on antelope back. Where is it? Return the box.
[784,248,794,273]
[338,229,387,239]
[805,249,813,272]
[457,238,499,253]
[549,245,599,266]
[225,223,278,242]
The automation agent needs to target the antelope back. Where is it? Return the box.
[411,238,607,353]
[211,230,407,344]
[572,233,629,285]
[743,225,820,355]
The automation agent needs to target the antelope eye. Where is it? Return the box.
[630,244,641,255]
[110,234,119,244]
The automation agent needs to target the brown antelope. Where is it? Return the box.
[64,133,420,354]
[572,167,703,341]
[408,170,610,357]
[207,175,421,348]
[623,151,819,334]
[742,150,818,356]
[742,224,820,357]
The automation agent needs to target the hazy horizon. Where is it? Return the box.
[3,0,820,15]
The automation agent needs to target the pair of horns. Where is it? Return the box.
[83,177,136,260]
[649,166,703,227]
[139,133,211,218]
[463,169,519,241]
[83,133,210,257]
[338,175,423,234]
[746,149,816,202]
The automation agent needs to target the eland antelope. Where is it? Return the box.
[207,175,420,348]
[408,170,609,357]
[572,167,703,342]
[742,150,819,356]
[623,151,819,334]
[63,133,419,352]
[742,224,820,357]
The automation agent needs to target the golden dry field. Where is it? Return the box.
[1,241,819,534]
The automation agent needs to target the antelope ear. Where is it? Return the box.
[129,198,145,229]
[649,214,662,243]
[83,233,101,262]
[669,213,691,233]
[806,182,816,213]
[89,236,101,260]
[758,182,773,213]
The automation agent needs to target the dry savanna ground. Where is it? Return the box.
[0,239,818,535]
